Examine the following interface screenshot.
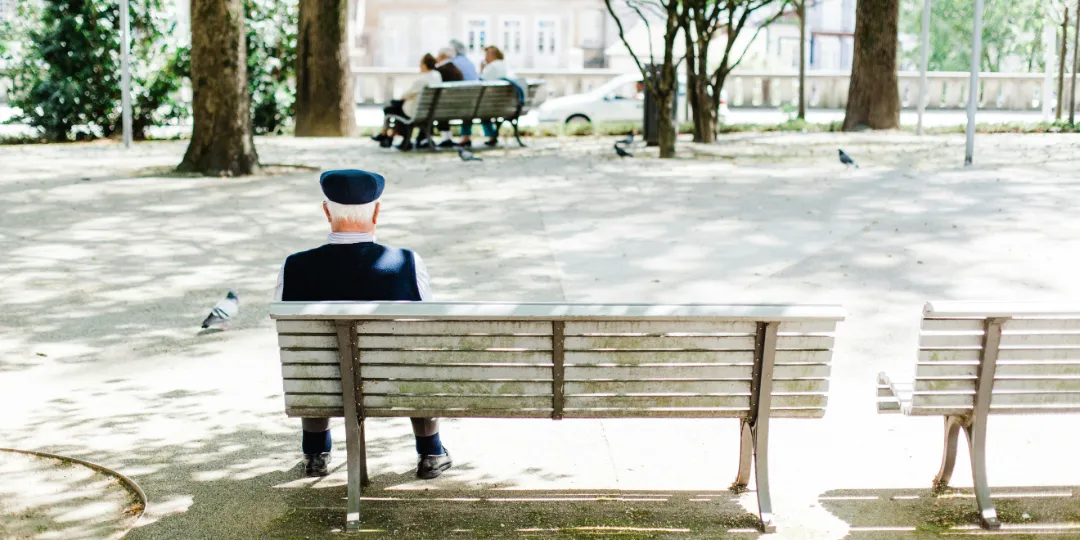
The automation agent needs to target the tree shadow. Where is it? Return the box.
[818,486,1080,538]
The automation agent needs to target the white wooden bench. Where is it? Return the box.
[878,302,1080,529]
[270,302,845,532]
[391,79,545,149]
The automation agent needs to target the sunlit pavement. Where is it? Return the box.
[1,132,1079,538]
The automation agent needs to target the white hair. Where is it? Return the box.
[438,46,456,59]
[325,199,379,224]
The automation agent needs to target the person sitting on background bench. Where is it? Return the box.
[477,46,510,147]
[371,54,442,150]
[438,41,480,148]
[418,47,464,148]
[274,169,453,479]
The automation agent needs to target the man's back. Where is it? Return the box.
[282,242,420,302]
[436,61,464,83]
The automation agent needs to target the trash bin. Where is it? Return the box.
[643,64,678,147]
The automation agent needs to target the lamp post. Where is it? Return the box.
[964,0,983,166]
[120,0,132,148]
[916,0,931,135]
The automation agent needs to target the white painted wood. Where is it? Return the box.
[282,364,340,379]
[280,350,339,364]
[361,364,552,380]
[364,408,553,418]
[284,379,341,393]
[921,349,1080,362]
[271,302,847,321]
[560,408,825,419]
[285,394,342,408]
[922,318,1080,332]
[564,320,837,334]
[921,332,1080,348]
[565,351,754,365]
[356,320,551,335]
[564,394,825,409]
[277,320,336,334]
[279,334,338,349]
[359,335,552,350]
[360,380,552,395]
[360,350,552,365]
[914,392,1080,407]
[364,395,553,409]
[918,362,1080,378]
[908,405,1080,416]
[285,406,341,418]
[916,378,1080,392]
[565,335,756,350]
[563,379,828,394]
[564,363,828,380]
[923,302,1080,318]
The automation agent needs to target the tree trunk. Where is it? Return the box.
[295,0,355,136]
[798,0,807,120]
[843,0,900,131]
[178,0,259,176]
[683,18,703,143]
[657,89,677,158]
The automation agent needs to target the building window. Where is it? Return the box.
[537,19,557,56]
[467,19,488,55]
[502,19,522,55]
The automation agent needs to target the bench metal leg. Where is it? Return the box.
[933,415,964,490]
[733,418,752,489]
[360,417,370,488]
[511,119,526,147]
[964,421,1001,529]
[751,420,776,533]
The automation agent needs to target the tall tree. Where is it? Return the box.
[843,0,900,130]
[179,0,259,175]
[605,0,683,158]
[294,0,355,137]
[681,0,791,142]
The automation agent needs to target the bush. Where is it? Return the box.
[2,0,186,141]
[245,0,298,134]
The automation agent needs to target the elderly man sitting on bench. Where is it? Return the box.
[273,169,453,479]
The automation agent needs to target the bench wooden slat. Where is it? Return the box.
[280,350,339,364]
[277,320,335,334]
[923,302,1080,318]
[364,408,554,418]
[564,363,828,380]
[562,408,825,419]
[912,392,1080,407]
[360,350,552,365]
[921,332,1080,348]
[279,335,338,349]
[915,378,1080,392]
[355,321,551,335]
[364,395,553,409]
[920,348,1080,362]
[359,335,553,350]
[563,350,830,365]
[563,320,835,334]
[286,406,828,419]
[922,318,1080,332]
[563,379,827,394]
[918,362,1080,378]
[284,379,554,395]
[361,364,553,380]
[562,335,833,351]
[564,394,825,409]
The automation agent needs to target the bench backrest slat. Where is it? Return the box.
[273,302,844,419]
[912,302,1080,415]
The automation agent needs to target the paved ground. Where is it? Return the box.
[1,132,1079,538]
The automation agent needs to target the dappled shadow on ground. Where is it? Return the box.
[819,486,1080,538]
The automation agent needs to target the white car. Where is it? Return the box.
[536,72,729,126]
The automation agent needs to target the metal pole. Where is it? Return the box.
[120,0,132,148]
[964,0,983,166]
[916,0,931,135]
[1071,0,1080,125]
[1059,10,1069,121]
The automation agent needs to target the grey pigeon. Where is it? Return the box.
[617,132,635,145]
[457,147,482,161]
[614,142,633,158]
[838,149,858,168]
[201,290,239,329]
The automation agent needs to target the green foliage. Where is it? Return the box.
[2,0,186,141]
[901,0,1052,72]
[245,0,298,134]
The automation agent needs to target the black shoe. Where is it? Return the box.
[396,141,413,151]
[371,133,387,143]
[417,450,452,479]
[438,139,456,148]
[304,452,331,477]
[484,138,498,148]
[458,140,472,149]
[379,137,393,149]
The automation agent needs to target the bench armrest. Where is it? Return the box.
[877,372,912,414]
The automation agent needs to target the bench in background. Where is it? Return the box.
[391,79,545,149]
[271,302,845,532]
[878,302,1080,529]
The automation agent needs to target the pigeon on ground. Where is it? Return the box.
[457,147,482,161]
[201,290,239,329]
[614,142,633,158]
[838,149,859,168]
[617,132,635,145]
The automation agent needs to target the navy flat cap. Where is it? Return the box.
[320,169,385,205]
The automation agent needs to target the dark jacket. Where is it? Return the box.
[436,61,464,83]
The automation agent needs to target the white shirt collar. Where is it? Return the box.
[328,232,376,244]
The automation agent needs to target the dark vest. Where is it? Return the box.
[282,243,421,302]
